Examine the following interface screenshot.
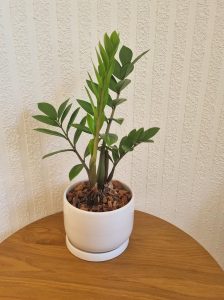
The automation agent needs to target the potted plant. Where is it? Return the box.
[33,31,159,261]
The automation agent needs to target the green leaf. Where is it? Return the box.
[34,128,65,138]
[119,134,135,156]
[110,118,124,125]
[99,42,109,67]
[58,99,69,120]
[106,60,116,87]
[73,116,86,145]
[107,94,113,107]
[93,63,103,87]
[86,78,99,99]
[111,147,119,162]
[109,76,118,92]
[38,102,57,120]
[119,46,133,66]
[113,60,122,80]
[135,128,144,143]
[42,149,73,159]
[110,31,120,49]
[85,87,95,112]
[101,133,118,146]
[84,139,94,158]
[132,49,149,65]
[86,114,95,133]
[33,115,58,126]
[104,33,113,56]
[69,164,83,181]
[141,127,160,141]
[119,136,130,155]
[128,129,137,144]
[77,99,94,116]
[96,49,105,76]
[73,124,92,134]
[66,108,80,133]
[116,79,131,92]
[124,63,134,77]
[61,103,72,124]
[120,63,134,79]
[112,98,127,107]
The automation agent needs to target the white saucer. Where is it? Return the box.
[66,236,129,262]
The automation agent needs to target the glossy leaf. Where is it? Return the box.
[135,128,144,143]
[93,63,103,87]
[73,116,86,145]
[86,78,99,99]
[116,79,131,92]
[109,76,118,92]
[99,42,109,67]
[110,31,120,49]
[96,49,105,76]
[101,133,118,146]
[42,149,73,159]
[124,63,134,77]
[107,95,113,107]
[119,136,130,156]
[58,99,69,120]
[33,115,58,126]
[132,49,149,65]
[87,114,95,133]
[61,103,72,124]
[38,102,57,120]
[73,124,92,134]
[110,118,124,125]
[66,108,80,133]
[113,60,122,80]
[77,99,94,116]
[85,87,95,111]
[112,98,127,107]
[111,146,119,162]
[69,164,83,181]
[34,128,64,138]
[120,63,134,79]
[127,129,137,144]
[104,33,113,56]
[141,127,160,141]
[84,139,94,158]
[119,46,133,66]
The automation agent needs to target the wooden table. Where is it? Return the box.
[0,211,223,299]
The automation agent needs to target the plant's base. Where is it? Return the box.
[66,236,129,262]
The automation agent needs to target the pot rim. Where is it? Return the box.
[63,179,134,215]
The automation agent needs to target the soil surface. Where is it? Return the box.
[67,180,132,212]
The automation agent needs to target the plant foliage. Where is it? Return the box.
[33,31,159,188]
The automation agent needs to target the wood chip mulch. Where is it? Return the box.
[67,180,132,212]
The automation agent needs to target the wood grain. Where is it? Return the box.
[0,211,223,300]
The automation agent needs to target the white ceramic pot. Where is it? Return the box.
[63,180,134,262]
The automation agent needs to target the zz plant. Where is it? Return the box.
[33,31,159,190]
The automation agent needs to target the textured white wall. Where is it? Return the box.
[0,0,223,268]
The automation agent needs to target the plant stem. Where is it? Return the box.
[107,162,117,182]
[97,92,120,188]
[89,120,100,187]
[106,93,120,134]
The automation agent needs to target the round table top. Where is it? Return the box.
[0,211,223,300]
